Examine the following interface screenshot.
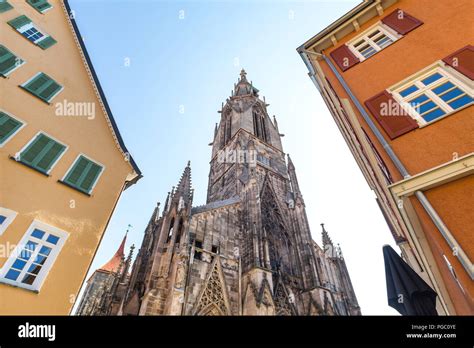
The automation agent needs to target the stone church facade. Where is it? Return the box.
[80,70,361,316]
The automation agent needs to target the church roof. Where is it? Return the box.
[191,196,240,215]
[98,234,127,273]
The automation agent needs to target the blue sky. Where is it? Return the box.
[71,0,399,315]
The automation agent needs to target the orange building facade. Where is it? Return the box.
[298,0,473,314]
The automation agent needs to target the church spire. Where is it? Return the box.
[233,68,259,97]
[121,244,135,282]
[321,223,333,247]
[99,231,127,273]
[172,161,193,206]
[240,68,247,82]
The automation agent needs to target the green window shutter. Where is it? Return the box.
[36,142,64,172]
[0,1,13,13]
[0,112,23,144]
[80,163,102,192]
[27,0,52,13]
[38,80,61,100]
[7,15,32,30]
[65,156,89,185]
[64,156,103,193]
[37,36,57,50]
[22,73,62,103]
[20,133,66,173]
[0,45,24,76]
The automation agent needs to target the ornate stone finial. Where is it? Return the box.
[240,68,247,81]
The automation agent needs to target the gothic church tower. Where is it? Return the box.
[83,70,360,316]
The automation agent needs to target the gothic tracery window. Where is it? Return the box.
[175,218,184,245]
[253,109,268,142]
[261,185,295,276]
[166,217,175,243]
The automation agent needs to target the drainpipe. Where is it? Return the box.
[299,50,322,92]
[415,192,473,280]
[298,49,472,289]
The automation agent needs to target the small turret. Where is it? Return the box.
[173,161,193,206]
[321,223,333,247]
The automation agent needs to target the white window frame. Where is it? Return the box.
[0,207,18,236]
[14,131,69,175]
[347,22,401,61]
[0,220,69,292]
[20,72,64,103]
[16,22,51,45]
[389,62,474,126]
[0,109,26,148]
[61,153,105,194]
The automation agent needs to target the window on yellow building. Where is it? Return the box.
[0,0,13,13]
[20,72,63,103]
[7,15,57,50]
[0,45,25,77]
[0,220,68,292]
[347,23,400,61]
[16,132,67,175]
[0,111,25,146]
[0,207,17,236]
[62,155,104,195]
[26,0,52,13]
[390,64,473,125]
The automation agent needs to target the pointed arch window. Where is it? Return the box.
[166,217,175,243]
[225,114,232,144]
[252,110,268,142]
[220,112,233,148]
[175,218,184,245]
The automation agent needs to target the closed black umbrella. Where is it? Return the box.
[383,245,438,315]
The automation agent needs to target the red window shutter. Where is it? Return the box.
[382,8,423,35]
[330,45,359,72]
[442,45,474,80]
[364,91,419,140]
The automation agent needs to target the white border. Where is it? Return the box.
[61,153,105,194]
[0,108,27,148]
[0,207,18,236]
[14,131,69,175]
[0,219,69,292]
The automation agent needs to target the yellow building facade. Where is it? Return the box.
[0,0,141,314]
